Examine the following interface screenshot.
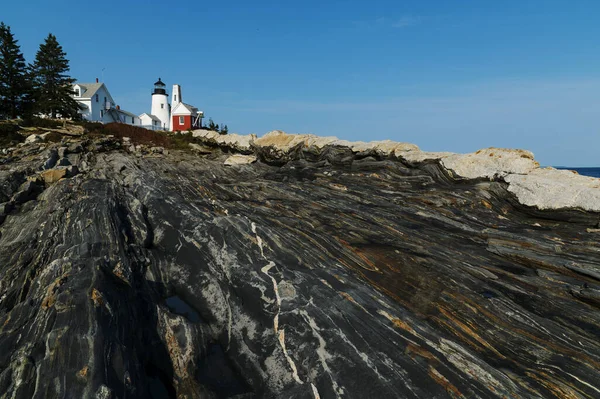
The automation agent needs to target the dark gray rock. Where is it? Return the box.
[66,165,79,178]
[42,149,59,170]
[0,137,599,398]
[67,143,83,154]
[11,179,43,205]
[57,157,71,166]
[0,202,13,215]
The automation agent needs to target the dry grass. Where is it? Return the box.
[85,123,201,150]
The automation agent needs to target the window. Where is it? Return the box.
[104,97,107,105]
[179,116,184,124]
[101,110,104,117]
[174,95,177,102]
[74,88,79,96]
[132,117,134,124]
[95,94,99,102]
[161,103,164,109]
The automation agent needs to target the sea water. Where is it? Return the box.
[557,167,600,178]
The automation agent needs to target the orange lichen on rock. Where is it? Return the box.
[42,275,69,309]
[525,370,582,399]
[340,292,369,313]
[437,306,506,359]
[378,309,416,334]
[429,366,465,399]
[90,288,104,307]
[40,168,67,184]
[405,343,438,363]
[77,365,89,379]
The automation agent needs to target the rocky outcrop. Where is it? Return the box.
[223,154,257,166]
[505,168,600,212]
[192,129,255,153]
[440,148,539,179]
[191,130,599,212]
[0,130,598,398]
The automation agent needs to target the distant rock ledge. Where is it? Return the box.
[194,129,600,213]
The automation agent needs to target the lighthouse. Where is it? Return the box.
[150,78,170,130]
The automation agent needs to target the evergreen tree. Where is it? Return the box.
[0,23,29,119]
[30,33,80,119]
[221,124,228,135]
[208,117,216,131]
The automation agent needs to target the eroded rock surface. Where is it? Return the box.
[0,132,599,398]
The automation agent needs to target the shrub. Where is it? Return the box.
[0,123,24,147]
[168,131,198,150]
[0,123,20,135]
[102,123,171,147]
[20,117,62,129]
[83,123,209,151]
[74,120,104,134]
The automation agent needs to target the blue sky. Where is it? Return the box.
[3,1,600,165]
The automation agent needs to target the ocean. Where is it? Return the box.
[556,167,600,178]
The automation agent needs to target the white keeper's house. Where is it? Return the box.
[72,79,141,126]
[72,77,203,131]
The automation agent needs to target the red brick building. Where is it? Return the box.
[170,84,203,131]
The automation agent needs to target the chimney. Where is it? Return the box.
[171,84,182,109]
[96,78,99,83]
[117,105,120,110]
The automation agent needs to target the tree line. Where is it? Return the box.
[0,22,81,120]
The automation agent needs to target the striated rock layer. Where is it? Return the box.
[0,131,599,398]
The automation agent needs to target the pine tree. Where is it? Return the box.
[208,118,216,131]
[221,124,228,135]
[0,23,29,119]
[30,33,80,119]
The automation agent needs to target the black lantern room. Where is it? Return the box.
[152,78,167,95]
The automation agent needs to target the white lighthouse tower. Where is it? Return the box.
[151,78,170,130]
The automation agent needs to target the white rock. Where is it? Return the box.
[349,140,420,154]
[214,133,254,151]
[192,130,255,152]
[253,131,419,155]
[224,154,257,166]
[191,129,220,140]
[398,151,454,165]
[25,134,42,144]
[442,148,539,180]
[505,168,600,212]
[253,130,313,151]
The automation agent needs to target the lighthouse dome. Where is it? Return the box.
[153,78,167,95]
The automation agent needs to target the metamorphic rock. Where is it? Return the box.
[0,127,599,398]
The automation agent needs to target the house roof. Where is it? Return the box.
[139,113,161,122]
[117,109,138,118]
[74,83,104,99]
[172,102,199,115]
